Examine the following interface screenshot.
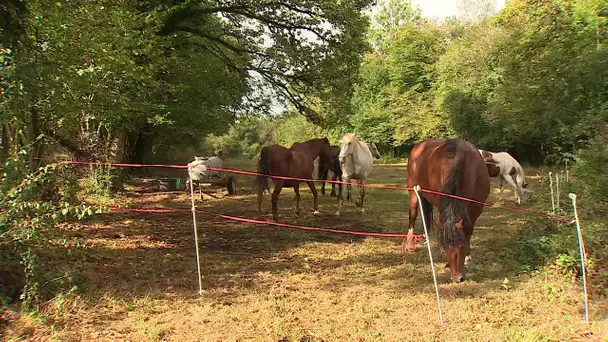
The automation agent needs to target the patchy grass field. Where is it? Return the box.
[4,159,608,341]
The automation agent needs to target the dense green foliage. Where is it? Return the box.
[1,0,373,163]
[347,0,608,162]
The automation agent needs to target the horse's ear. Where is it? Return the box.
[522,182,529,188]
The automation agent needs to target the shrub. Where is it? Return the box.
[0,151,101,308]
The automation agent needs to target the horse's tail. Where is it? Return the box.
[256,147,271,194]
[439,140,469,248]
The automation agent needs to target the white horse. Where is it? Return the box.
[335,134,380,215]
[187,156,225,200]
[479,150,528,205]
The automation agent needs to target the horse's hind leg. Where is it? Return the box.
[257,181,264,219]
[271,180,284,222]
[305,181,320,216]
[294,184,301,215]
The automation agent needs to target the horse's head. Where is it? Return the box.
[367,143,381,159]
[338,133,356,166]
[442,219,468,283]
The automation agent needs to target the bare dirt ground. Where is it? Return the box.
[4,159,608,341]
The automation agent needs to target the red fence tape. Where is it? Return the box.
[417,188,574,223]
[28,156,573,223]
[109,207,424,239]
[109,207,424,263]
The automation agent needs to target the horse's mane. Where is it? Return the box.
[343,133,359,144]
[290,137,329,150]
[439,139,470,248]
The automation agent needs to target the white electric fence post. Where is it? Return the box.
[548,172,555,214]
[413,185,444,327]
[569,193,589,323]
[189,176,203,295]
[556,172,561,222]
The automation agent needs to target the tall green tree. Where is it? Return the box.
[1,0,374,163]
[437,0,608,161]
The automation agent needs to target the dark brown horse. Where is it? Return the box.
[318,145,343,198]
[256,138,334,221]
[407,138,491,283]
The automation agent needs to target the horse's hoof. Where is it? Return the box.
[443,265,451,275]
[313,210,321,216]
[464,255,473,265]
[330,193,337,198]
[334,211,341,216]
[295,211,301,216]
[359,208,365,214]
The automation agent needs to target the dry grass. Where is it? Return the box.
[3,159,607,341]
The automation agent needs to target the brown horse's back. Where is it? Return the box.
[259,145,314,187]
[407,139,490,209]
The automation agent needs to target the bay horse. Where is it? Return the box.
[256,138,334,222]
[479,150,528,205]
[318,145,342,198]
[407,138,491,283]
[335,134,380,215]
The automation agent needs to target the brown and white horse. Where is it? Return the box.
[479,150,528,205]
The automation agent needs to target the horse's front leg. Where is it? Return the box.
[504,174,520,205]
[347,183,352,202]
[464,236,472,266]
[499,175,505,202]
[408,191,418,242]
[305,181,320,216]
[355,179,365,213]
[330,172,338,198]
[271,180,284,222]
[335,175,349,216]
[294,184,301,215]
[319,168,328,196]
